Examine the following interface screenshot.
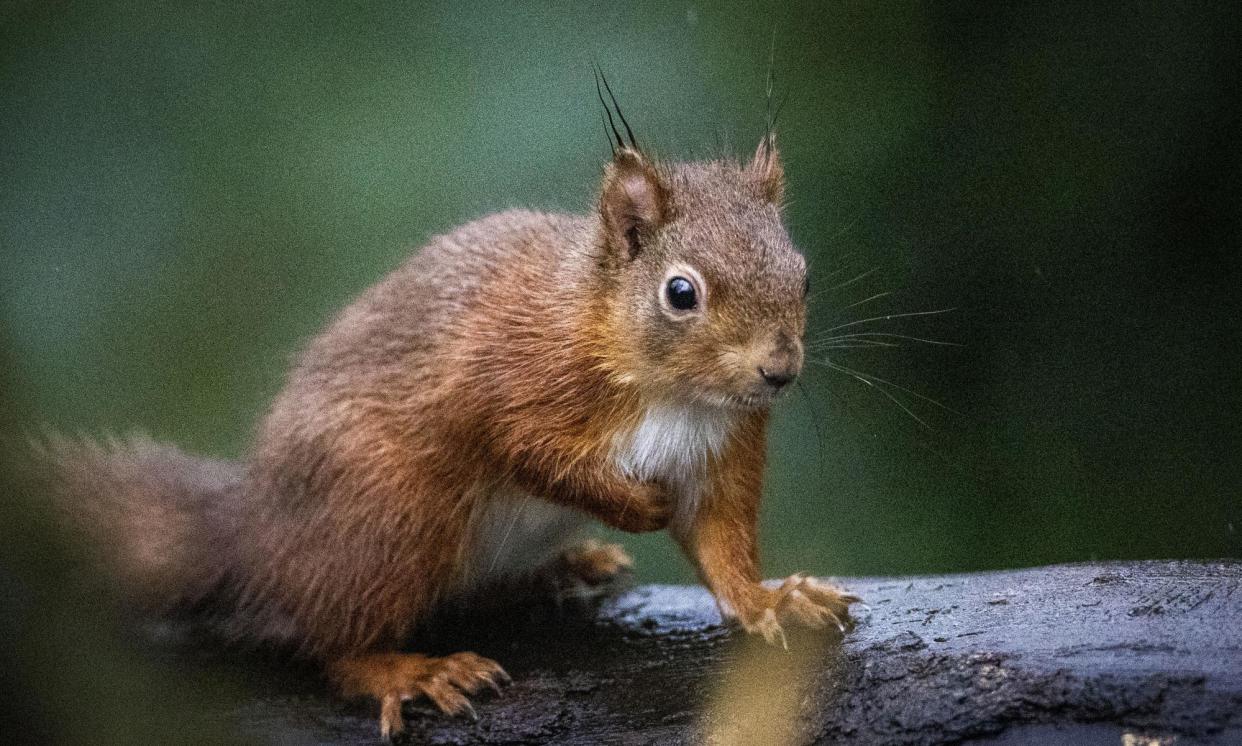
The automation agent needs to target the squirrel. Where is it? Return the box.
[36,93,860,739]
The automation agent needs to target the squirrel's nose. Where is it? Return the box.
[757,331,803,391]
[758,366,796,390]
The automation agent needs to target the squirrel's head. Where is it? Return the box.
[595,143,806,411]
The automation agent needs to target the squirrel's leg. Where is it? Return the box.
[329,652,510,740]
[511,458,672,533]
[675,414,859,647]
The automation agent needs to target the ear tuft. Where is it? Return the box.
[599,148,668,260]
[749,137,785,205]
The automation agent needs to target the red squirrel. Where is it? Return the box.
[38,92,859,739]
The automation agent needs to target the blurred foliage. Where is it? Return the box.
[3,1,1239,588]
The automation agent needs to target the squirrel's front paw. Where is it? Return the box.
[738,574,861,648]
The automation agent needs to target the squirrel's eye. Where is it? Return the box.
[666,276,697,311]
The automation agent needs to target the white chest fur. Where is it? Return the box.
[460,401,734,592]
[611,400,735,522]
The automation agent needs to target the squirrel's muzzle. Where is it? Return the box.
[759,365,796,390]
[755,331,803,392]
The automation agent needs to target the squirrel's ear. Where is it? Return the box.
[748,136,785,205]
[600,148,668,261]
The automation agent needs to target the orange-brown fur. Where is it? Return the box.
[36,140,857,738]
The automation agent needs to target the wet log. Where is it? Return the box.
[226,560,1242,745]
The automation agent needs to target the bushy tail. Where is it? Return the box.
[32,433,244,614]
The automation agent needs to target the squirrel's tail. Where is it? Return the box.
[31,433,243,614]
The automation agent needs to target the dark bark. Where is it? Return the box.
[224,560,1242,744]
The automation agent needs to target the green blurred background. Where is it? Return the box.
[4,3,1241,585]
[3,1,1240,740]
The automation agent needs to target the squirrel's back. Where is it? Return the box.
[284,209,590,383]
[247,207,601,507]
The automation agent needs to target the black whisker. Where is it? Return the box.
[593,65,624,153]
[598,68,637,150]
[771,81,791,140]
[600,109,616,158]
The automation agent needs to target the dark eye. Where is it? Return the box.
[666,276,697,311]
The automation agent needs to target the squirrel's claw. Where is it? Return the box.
[332,651,509,738]
[739,575,860,646]
[379,693,403,741]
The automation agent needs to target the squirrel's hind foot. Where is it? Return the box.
[330,651,509,740]
[534,539,635,607]
[560,538,634,585]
